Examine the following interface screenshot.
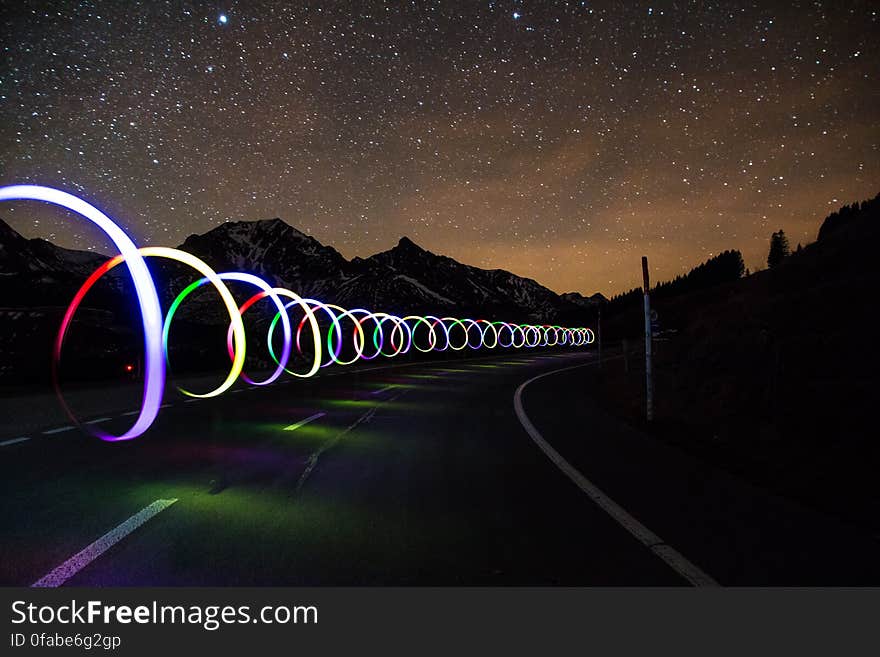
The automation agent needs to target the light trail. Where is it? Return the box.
[1,184,595,441]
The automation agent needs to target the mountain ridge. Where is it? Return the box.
[0,215,600,323]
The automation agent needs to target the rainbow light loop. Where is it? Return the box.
[0,185,595,441]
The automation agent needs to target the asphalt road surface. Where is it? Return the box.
[1,350,878,586]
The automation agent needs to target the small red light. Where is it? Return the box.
[125,364,134,372]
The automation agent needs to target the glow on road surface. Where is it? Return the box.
[1,185,595,441]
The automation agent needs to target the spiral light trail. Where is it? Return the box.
[0,185,595,441]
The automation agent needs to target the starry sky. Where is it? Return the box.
[1,1,877,295]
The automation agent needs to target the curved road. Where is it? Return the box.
[1,351,878,585]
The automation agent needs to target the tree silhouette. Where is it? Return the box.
[817,193,880,241]
[767,230,790,269]
[604,249,746,315]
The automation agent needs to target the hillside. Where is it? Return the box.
[594,193,880,530]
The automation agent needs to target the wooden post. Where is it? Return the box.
[642,256,654,422]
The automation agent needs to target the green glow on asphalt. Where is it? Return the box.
[324,399,377,408]
[279,422,339,447]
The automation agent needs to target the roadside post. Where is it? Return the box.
[597,306,602,368]
[642,256,654,422]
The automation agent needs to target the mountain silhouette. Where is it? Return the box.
[172,219,587,322]
[0,215,596,323]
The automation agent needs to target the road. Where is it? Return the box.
[1,350,878,586]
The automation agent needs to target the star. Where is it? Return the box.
[0,1,875,295]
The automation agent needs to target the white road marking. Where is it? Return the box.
[31,498,178,588]
[371,384,398,395]
[42,426,74,435]
[183,398,199,403]
[283,412,326,432]
[84,417,111,425]
[159,403,173,409]
[512,359,718,587]
[121,410,140,417]
[0,437,31,447]
[294,388,410,492]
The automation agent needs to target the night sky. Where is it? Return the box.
[1,1,877,295]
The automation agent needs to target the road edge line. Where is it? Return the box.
[513,359,718,587]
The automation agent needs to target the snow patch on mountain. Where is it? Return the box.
[394,274,455,305]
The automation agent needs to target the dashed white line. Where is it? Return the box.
[294,389,410,492]
[31,498,178,588]
[283,412,326,432]
[42,426,74,435]
[371,384,398,395]
[159,403,173,409]
[0,436,31,447]
[84,417,111,425]
[513,359,717,587]
[183,398,199,403]
[121,410,140,417]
